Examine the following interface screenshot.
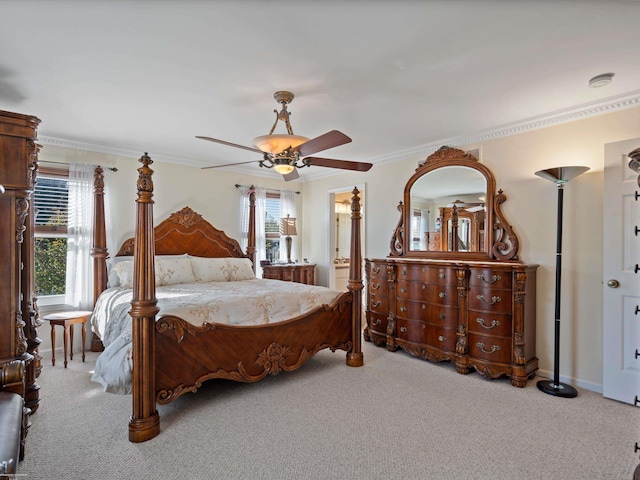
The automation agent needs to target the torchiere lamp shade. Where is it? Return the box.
[535,166,590,185]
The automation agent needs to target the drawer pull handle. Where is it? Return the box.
[372,266,380,274]
[477,295,500,305]
[439,272,446,279]
[438,335,446,342]
[476,342,500,354]
[372,318,382,326]
[400,326,407,333]
[422,283,426,289]
[439,292,446,298]
[477,274,502,284]
[400,287,407,293]
[371,299,382,308]
[422,304,426,310]
[371,282,381,290]
[402,269,407,275]
[439,313,445,319]
[476,318,500,329]
[400,306,407,312]
[422,267,427,273]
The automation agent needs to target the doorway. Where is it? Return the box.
[327,185,365,291]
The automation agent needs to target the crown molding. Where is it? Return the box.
[370,89,640,167]
[38,90,640,181]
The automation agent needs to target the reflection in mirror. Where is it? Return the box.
[409,166,487,252]
[335,194,351,261]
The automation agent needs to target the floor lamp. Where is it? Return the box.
[535,166,589,398]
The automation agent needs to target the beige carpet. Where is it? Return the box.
[20,342,639,480]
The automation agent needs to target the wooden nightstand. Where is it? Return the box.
[262,264,315,285]
[44,311,92,368]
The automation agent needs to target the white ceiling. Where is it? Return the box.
[1,0,639,181]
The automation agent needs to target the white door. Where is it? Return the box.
[603,138,640,404]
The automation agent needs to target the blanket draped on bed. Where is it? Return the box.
[91,279,341,394]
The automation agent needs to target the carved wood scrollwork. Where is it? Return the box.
[156,316,217,343]
[156,341,351,404]
[492,190,519,261]
[16,198,28,243]
[389,201,404,256]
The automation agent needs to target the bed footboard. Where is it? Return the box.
[154,292,353,404]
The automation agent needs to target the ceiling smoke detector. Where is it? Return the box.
[589,73,614,88]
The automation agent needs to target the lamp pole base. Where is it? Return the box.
[537,379,578,398]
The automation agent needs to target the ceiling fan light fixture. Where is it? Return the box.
[252,134,309,154]
[273,163,295,175]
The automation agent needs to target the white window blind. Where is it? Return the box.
[34,176,69,230]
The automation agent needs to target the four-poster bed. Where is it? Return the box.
[90,154,364,442]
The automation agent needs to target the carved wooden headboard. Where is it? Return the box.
[115,206,250,260]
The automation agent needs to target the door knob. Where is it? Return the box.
[607,279,620,288]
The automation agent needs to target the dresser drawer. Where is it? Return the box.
[367,261,388,281]
[368,277,388,296]
[397,264,429,281]
[468,287,512,314]
[469,268,512,290]
[430,305,459,329]
[396,299,428,321]
[427,266,458,285]
[396,318,428,344]
[426,284,458,306]
[368,293,389,314]
[468,333,512,364]
[425,326,457,352]
[396,279,428,298]
[468,311,512,337]
[368,312,389,335]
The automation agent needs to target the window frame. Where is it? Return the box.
[33,166,69,306]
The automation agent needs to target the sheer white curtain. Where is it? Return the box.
[279,189,297,262]
[239,185,267,278]
[65,163,95,309]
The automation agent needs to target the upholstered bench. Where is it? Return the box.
[0,391,24,476]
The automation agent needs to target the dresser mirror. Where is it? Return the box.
[390,146,520,261]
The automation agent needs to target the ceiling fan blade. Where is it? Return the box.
[201,160,261,170]
[305,157,372,172]
[282,169,300,182]
[294,130,352,157]
[196,136,264,154]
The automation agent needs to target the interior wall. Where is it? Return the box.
[302,105,640,391]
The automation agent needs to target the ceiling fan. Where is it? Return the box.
[197,91,373,181]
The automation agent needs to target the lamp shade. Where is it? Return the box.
[535,166,590,185]
[274,163,295,175]
[252,134,308,154]
[280,215,297,236]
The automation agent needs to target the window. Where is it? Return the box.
[33,171,69,305]
[264,192,281,263]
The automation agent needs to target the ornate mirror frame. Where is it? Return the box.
[389,146,520,261]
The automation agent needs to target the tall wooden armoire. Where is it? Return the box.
[0,110,42,416]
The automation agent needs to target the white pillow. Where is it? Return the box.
[190,257,255,282]
[155,257,195,286]
[108,254,190,288]
[112,260,135,288]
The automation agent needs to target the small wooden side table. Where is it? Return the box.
[43,311,92,368]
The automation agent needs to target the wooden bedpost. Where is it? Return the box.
[90,166,107,352]
[128,153,160,443]
[247,186,256,271]
[346,187,364,367]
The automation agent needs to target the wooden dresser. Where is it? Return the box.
[364,146,538,387]
[365,259,537,386]
[262,264,315,285]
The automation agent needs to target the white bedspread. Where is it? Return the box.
[91,279,341,394]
